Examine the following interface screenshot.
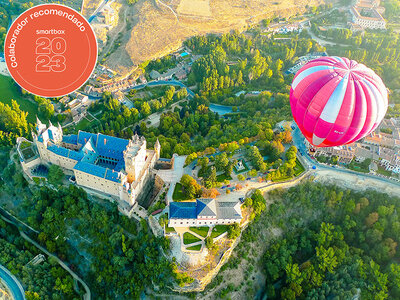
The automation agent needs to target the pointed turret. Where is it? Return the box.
[36,116,46,135]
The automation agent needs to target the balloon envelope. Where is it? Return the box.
[290,56,388,147]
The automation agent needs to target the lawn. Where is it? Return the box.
[189,226,209,238]
[272,159,305,182]
[0,74,39,122]
[165,226,176,234]
[186,244,202,251]
[20,140,32,149]
[21,147,36,161]
[293,158,305,176]
[210,225,229,238]
[172,183,191,201]
[216,173,232,182]
[75,118,92,131]
[377,166,392,177]
[183,232,201,245]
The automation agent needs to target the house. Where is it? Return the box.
[168,198,242,227]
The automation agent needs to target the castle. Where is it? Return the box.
[32,118,160,207]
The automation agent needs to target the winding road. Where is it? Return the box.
[292,125,400,193]
[0,264,25,300]
[122,79,195,98]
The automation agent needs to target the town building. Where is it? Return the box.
[30,118,161,208]
[349,0,386,30]
[168,198,242,227]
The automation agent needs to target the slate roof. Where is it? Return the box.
[217,201,242,219]
[62,134,78,145]
[96,134,129,160]
[196,199,217,217]
[74,161,106,178]
[48,145,69,158]
[41,129,137,183]
[48,144,85,161]
[77,131,97,146]
[169,199,242,220]
[73,161,121,183]
[169,202,197,219]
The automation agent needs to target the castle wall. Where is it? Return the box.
[74,169,120,196]
[47,151,78,170]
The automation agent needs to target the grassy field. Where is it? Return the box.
[210,225,229,238]
[172,183,191,201]
[293,158,305,176]
[186,244,202,251]
[0,75,38,123]
[183,232,201,245]
[165,226,176,234]
[216,173,232,182]
[189,226,209,238]
[377,166,392,177]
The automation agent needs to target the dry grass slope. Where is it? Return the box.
[84,0,322,75]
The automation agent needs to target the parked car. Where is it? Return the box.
[239,197,245,203]
[246,177,251,180]
[221,186,226,189]
[312,166,316,170]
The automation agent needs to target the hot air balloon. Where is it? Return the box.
[290,56,388,147]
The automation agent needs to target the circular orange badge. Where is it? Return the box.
[4,4,97,97]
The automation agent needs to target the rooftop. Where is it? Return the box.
[169,199,242,220]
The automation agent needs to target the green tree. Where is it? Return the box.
[48,165,64,186]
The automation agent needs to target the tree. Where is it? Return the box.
[228,223,240,239]
[141,102,151,116]
[48,165,64,186]
[198,157,209,169]
[205,236,215,250]
[237,174,245,181]
[202,166,217,188]
[180,174,201,198]
[365,212,379,227]
[215,152,229,171]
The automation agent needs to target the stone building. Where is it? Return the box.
[31,118,160,208]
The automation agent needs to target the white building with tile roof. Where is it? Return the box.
[168,198,242,227]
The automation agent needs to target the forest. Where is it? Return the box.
[0,158,181,298]
[200,181,400,299]
[0,217,79,299]
[311,20,400,113]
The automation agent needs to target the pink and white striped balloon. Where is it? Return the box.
[290,56,388,147]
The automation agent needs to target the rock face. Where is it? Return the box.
[84,0,322,75]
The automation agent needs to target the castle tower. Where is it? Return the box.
[36,116,47,135]
[155,138,161,159]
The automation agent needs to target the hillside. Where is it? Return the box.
[83,0,323,75]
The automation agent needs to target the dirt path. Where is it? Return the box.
[99,3,129,62]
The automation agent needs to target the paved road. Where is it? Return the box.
[292,125,400,189]
[155,155,186,204]
[122,80,195,99]
[0,265,25,300]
